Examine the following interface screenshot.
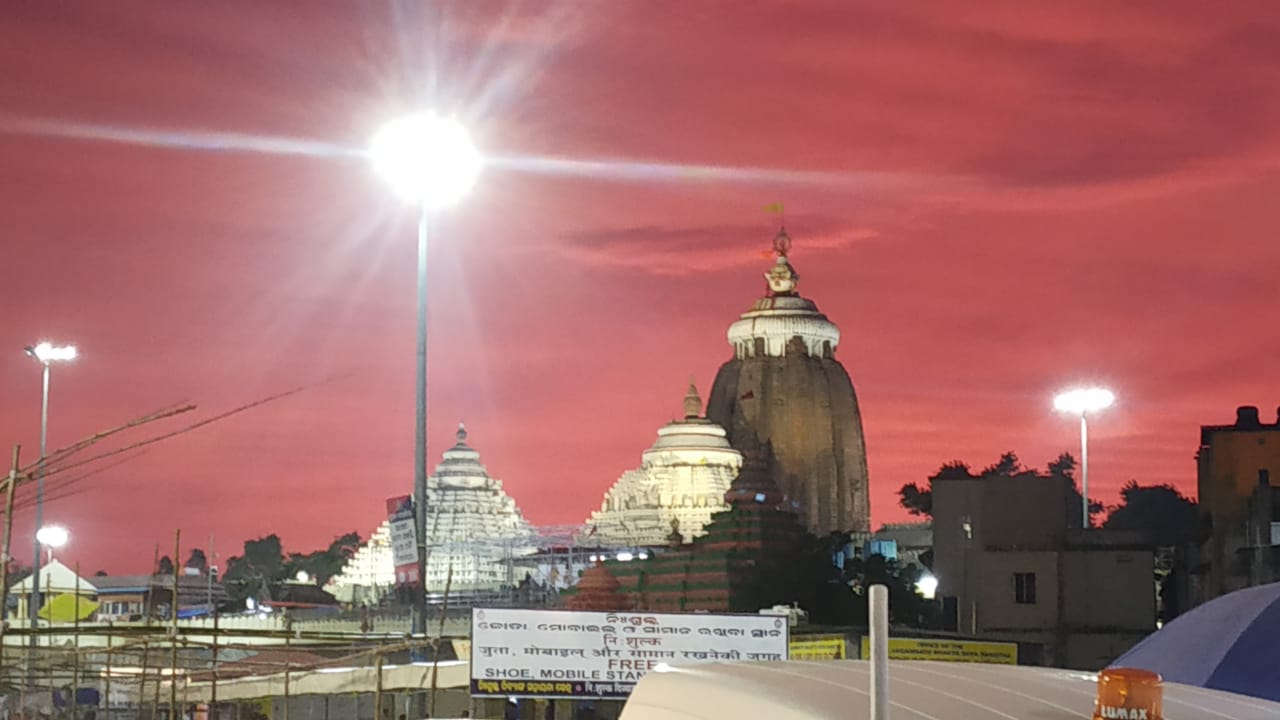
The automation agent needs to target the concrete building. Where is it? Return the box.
[585,382,742,546]
[932,471,1155,669]
[707,228,871,535]
[1196,405,1280,604]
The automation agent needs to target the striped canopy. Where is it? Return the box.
[1113,581,1280,702]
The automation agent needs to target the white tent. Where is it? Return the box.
[182,661,470,702]
[620,660,1280,720]
[9,559,95,595]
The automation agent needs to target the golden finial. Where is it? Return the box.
[683,377,702,418]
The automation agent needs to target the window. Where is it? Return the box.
[1014,572,1037,604]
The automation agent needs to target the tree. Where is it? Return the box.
[284,531,362,587]
[1103,481,1198,546]
[222,535,286,604]
[156,555,175,576]
[1102,481,1198,623]
[899,452,1103,523]
[186,548,208,573]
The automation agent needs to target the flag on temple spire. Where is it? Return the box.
[763,202,784,214]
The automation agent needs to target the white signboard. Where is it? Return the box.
[470,607,789,699]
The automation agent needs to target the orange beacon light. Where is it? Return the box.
[1094,667,1162,720]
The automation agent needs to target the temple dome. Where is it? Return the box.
[586,382,743,546]
[725,229,840,359]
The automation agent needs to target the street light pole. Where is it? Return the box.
[30,362,49,640]
[369,111,481,658]
[1079,411,1089,529]
[1053,386,1114,530]
[413,203,430,646]
[24,342,76,640]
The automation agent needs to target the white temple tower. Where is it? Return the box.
[421,423,535,591]
[585,382,743,546]
[327,423,534,600]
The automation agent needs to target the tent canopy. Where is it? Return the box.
[38,593,98,622]
[1113,581,1280,702]
[619,660,1280,720]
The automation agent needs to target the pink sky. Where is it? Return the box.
[2,1,1279,573]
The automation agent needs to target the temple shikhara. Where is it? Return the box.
[327,423,534,600]
[584,382,742,546]
[707,227,872,535]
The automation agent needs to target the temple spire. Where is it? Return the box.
[765,228,799,296]
[683,377,703,419]
[455,421,467,444]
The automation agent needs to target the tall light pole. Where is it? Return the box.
[370,113,481,647]
[24,341,76,634]
[1053,387,1115,528]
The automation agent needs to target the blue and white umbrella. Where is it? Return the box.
[1113,581,1280,701]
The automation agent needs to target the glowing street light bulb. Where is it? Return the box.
[36,525,69,549]
[1053,386,1116,528]
[370,113,481,207]
[26,342,77,364]
[1053,387,1115,415]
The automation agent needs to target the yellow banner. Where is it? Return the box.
[790,636,846,660]
[859,637,1017,665]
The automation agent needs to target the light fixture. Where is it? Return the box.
[371,113,481,207]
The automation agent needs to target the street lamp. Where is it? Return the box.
[1053,387,1115,528]
[24,341,76,632]
[915,573,938,600]
[35,525,69,564]
[370,112,481,646]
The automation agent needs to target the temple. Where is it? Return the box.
[326,423,534,601]
[564,447,809,612]
[584,382,742,546]
[707,228,872,535]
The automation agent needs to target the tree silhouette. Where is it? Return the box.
[898,452,1103,523]
[1102,481,1198,622]
[156,555,175,575]
[185,548,208,572]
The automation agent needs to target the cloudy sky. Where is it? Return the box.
[3,1,1278,572]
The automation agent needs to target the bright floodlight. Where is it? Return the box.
[27,342,77,363]
[1054,387,1115,415]
[915,574,938,600]
[36,525,69,548]
[370,113,481,208]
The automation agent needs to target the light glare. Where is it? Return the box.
[915,574,938,600]
[29,342,77,363]
[36,525,69,548]
[370,113,481,207]
[1054,387,1115,414]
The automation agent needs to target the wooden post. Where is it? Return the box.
[104,634,113,720]
[210,591,219,719]
[74,563,82,717]
[429,564,454,718]
[0,446,20,658]
[373,646,384,720]
[282,632,291,720]
[170,529,181,720]
[146,544,159,628]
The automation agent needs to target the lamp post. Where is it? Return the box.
[1053,387,1115,528]
[24,341,76,634]
[370,113,481,647]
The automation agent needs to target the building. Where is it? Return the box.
[584,382,743,546]
[568,447,809,613]
[1196,405,1280,604]
[93,570,227,620]
[707,228,871,535]
[327,423,535,600]
[932,471,1155,669]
